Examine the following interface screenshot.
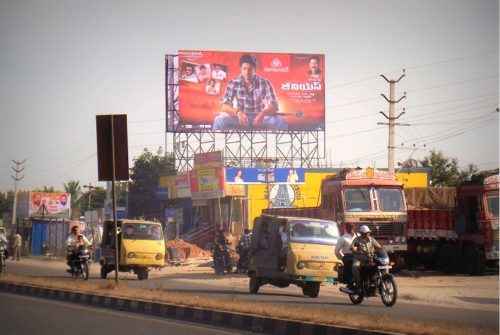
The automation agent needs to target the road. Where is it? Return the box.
[0,292,258,335]
[3,258,499,331]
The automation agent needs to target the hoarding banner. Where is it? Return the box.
[189,167,225,199]
[29,192,71,219]
[193,151,222,168]
[175,50,325,132]
[226,167,305,184]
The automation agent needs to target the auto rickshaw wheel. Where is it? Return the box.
[249,273,261,294]
[137,268,148,280]
[100,265,108,279]
[302,282,320,298]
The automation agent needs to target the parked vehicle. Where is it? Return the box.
[248,215,340,298]
[264,167,499,274]
[68,245,91,280]
[100,220,165,280]
[337,248,397,307]
[0,239,8,274]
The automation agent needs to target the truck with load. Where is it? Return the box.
[263,167,499,274]
[406,169,499,274]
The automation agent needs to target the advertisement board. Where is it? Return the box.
[226,167,305,184]
[189,167,225,199]
[29,192,71,219]
[174,50,325,132]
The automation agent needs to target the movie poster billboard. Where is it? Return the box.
[175,50,325,132]
[226,167,305,184]
[29,192,71,218]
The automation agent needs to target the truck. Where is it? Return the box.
[406,169,499,274]
[263,167,499,274]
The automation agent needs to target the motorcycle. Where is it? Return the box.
[213,243,232,275]
[336,249,397,307]
[0,241,8,274]
[68,245,91,280]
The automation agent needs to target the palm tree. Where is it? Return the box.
[63,180,82,208]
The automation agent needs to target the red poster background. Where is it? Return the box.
[177,50,325,132]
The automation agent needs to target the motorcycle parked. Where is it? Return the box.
[213,244,232,275]
[336,249,397,307]
[68,245,91,280]
[0,241,7,274]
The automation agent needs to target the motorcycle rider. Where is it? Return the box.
[236,228,252,273]
[65,225,90,270]
[213,228,230,267]
[0,230,8,262]
[335,223,358,290]
[351,225,382,293]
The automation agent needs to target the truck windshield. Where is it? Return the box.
[344,188,371,212]
[377,188,405,212]
[486,196,499,218]
[122,223,163,240]
[289,220,339,245]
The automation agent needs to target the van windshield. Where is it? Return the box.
[289,220,339,245]
[122,223,163,240]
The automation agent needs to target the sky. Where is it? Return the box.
[0,0,498,192]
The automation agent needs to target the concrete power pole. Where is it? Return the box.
[11,159,25,228]
[378,70,408,174]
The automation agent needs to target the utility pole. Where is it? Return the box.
[378,70,408,174]
[11,159,25,228]
[83,183,99,210]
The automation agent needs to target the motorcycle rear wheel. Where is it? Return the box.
[379,276,397,307]
[82,262,90,280]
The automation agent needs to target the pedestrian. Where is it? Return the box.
[13,230,22,261]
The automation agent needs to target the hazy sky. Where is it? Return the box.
[0,0,498,191]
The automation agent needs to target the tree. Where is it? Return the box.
[128,148,176,219]
[419,150,478,187]
[78,188,107,214]
[63,179,82,209]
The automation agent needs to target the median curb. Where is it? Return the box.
[0,282,399,335]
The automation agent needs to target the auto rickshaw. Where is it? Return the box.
[100,219,165,280]
[247,215,340,297]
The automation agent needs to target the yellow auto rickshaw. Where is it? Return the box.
[248,215,340,297]
[100,219,165,280]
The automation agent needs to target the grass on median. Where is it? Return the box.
[0,273,496,335]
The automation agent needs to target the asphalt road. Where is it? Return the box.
[0,292,259,335]
[3,258,499,332]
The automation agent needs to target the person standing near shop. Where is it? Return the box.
[13,230,22,261]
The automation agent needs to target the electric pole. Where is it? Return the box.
[11,159,25,228]
[83,183,99,210]
[378,70,408,174]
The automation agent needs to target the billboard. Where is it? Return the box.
[174,50,325,132]
[29,192,71,219]
[226,167,305,184]
[189,167,225,199]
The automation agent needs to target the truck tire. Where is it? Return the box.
[462,244,485,276]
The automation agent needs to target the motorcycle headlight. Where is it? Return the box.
[380,257,390,265]
[297,261,306,269]
[127,252,135,258]
[155,253,162,260]
[394,236,401,243]
[400,236,407,243]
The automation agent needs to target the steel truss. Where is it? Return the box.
[165,54,323,171]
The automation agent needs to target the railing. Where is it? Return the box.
[181,224,214,243]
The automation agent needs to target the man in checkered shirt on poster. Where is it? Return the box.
[212,54,288,131]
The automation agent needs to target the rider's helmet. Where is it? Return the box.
[359,225,371,234]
